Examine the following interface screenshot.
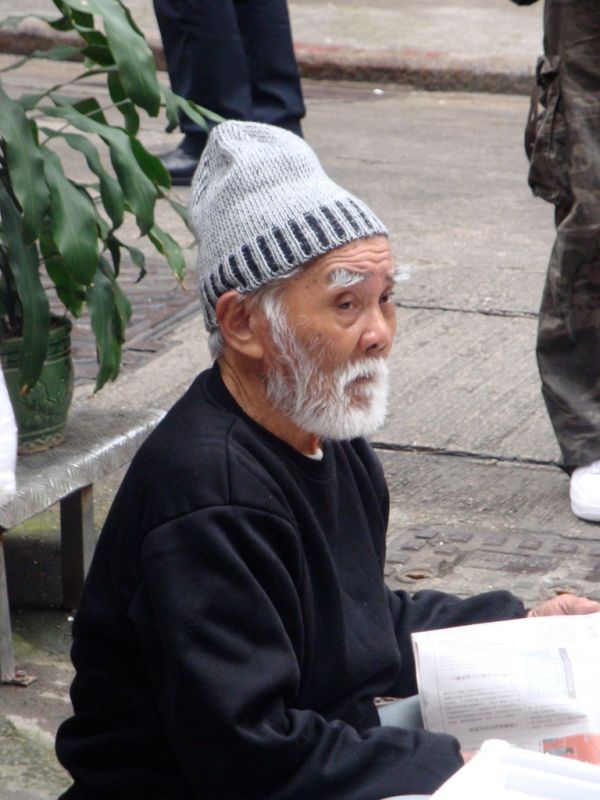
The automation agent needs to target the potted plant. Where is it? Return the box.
[0,0,219,451]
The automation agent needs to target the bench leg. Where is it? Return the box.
[0,532,35,685]
[60,484,95,610]
[0,531,15,682]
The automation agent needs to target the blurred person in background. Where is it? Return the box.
[153,0,305,185]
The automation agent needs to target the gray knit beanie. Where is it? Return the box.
[188,121,388,332]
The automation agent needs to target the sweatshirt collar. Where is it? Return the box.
[204,363,337,479]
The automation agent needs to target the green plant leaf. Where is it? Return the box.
[160,86,222,133]
[81,44,115,67]
[149,224,186,282]
[50,0,93,28]
[70,8,94,27]
[159,83,181,133]
[0,46,83,74]
[107,71,139,136]
[39,229,85,317]
[106,235,121,275]
[40,147,99,286]
[37,45,84,60]
[118,240,146,281]
[112,278,132,333]
[49,14,75,31]
[0,230,21,330]
[41,104,157,233]
[0,285,7,319]
[0,184,51,390]
[62,0,161,116]
[52,0,69,14]
[52,0,94,26]
[166,195,191,229]
[72,96,109,125]
[99,257,131,334]
[0,86,49,243]
[0,45,81,75]
[131,139,170,188]
[16,92,47,111]
[87,257,123,390]
[119,1,144,37]
[95,212,111,241]
[41,127,125,230]
[180,97,223,126]
[74,27,106,46]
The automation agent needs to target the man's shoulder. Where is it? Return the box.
[125,368,295,513]
[144,368,238,454]
[341,437,387,485]
[96,368,307,578]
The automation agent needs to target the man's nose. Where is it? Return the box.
[360,306,395,354]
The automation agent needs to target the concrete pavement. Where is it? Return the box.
[0,0,544,92]
[2,2,600,798]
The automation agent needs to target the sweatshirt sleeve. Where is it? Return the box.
[129,506,463,800]
[386,587,527,695]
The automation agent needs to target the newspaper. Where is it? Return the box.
[430,739,600,800]
[412,613,600,763]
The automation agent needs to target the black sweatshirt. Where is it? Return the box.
[56,364,525,799]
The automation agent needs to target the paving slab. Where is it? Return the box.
[381,308,557,463]
[381,450,600,606]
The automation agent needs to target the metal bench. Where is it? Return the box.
[0,403,164,685]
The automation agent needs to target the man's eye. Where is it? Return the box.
[338,299,354,310]
[380,291,395,304]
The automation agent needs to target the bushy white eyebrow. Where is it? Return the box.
[328,265,403,289]
[328,267,366,288]
[394,263,410,284]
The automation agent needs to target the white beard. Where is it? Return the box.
[263,310,389,441]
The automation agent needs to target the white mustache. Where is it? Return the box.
[338,358,388,385]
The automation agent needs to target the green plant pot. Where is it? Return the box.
[1,319,74,454]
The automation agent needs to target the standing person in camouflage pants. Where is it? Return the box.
[512,0,600,521]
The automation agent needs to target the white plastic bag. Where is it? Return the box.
[0,363,17,500]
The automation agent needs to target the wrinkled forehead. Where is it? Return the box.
[301,235,396,284]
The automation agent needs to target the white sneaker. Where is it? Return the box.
[570,460,600,521]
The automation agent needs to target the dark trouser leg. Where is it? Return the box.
[533,1,600,469]
[153,0,253,142]
[537,224,600,470]
[234,0,305,134]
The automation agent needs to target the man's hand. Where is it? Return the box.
[528,593,600,617]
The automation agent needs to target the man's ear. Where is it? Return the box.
[216,291,265,359]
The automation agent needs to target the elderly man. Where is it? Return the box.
[56,122,600,800]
